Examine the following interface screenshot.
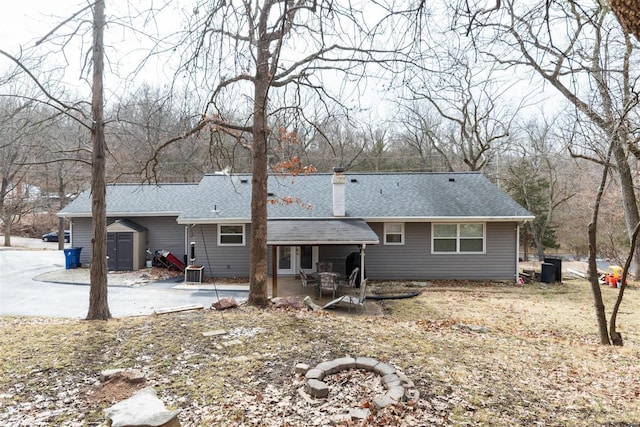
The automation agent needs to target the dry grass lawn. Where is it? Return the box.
[2,279,640,426]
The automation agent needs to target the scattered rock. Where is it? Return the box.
[302,296,322,311]
[349,407,371,420]
[306,379,329,398]
[100,369,125,382]
[221,339,243,348]
[271,296,304,309]
[294,363,310,375]
[104,387,181,427]
[212,297,238,310]
[100,368,145,384]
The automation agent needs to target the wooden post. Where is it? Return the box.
[271,245,278,297]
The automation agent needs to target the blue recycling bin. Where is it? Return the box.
[63,247,83,269]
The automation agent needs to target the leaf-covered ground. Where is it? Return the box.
[2,280,640,426]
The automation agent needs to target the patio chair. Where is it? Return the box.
[323,279,368,314]
[316,261,333,273]
[318,272,338,298]
[339,267,359,289]
[299,269,318,294]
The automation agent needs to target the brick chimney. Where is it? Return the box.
[332,167,346,217]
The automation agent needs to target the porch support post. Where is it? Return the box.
[360,243,366,285]
[515,223,520,283]
[271,245,278,297]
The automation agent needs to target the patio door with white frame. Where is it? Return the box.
[277,246,318,275]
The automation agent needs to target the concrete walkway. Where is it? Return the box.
[0,245,381,318]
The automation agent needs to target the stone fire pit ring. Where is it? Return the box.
[302,356,419,409]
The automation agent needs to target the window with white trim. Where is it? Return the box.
[432,223,484,253]
[218,224,245,246]
[384,222,405,245]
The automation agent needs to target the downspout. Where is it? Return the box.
[185,226,189,264]
[360,243,366,286]
[515,224,520,283]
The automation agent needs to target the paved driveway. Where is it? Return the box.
[0,244,247,318]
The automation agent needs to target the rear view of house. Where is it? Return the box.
[59,170,533,281]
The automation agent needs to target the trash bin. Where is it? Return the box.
[541,262,555,283]
[63,247,83,269]
[543,257,562,282]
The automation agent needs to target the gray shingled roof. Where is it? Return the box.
[59,183,200,217]
[267,219,380,245]
[177,172,532,222]
[59,172,533,222]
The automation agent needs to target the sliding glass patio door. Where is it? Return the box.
[276,246,318,275]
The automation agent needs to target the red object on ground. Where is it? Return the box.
[163,251,186,272]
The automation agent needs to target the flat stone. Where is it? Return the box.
[306,379,329,398]
[105,387,181,427]
[315,360,340,375]
[121,369,146,384]
[382,373,400,388]
[349,407,371,420]
[332,356,356,371]
[355,357,379,371]
[387,385,405,401]
[305,369,324,380]
[295,363,310,375]
[231,355,249,363]
[100,368,125,382]
[100,369,145,384]
[373,362,396,377]
[372,395,395,409]
[202,329,227,337]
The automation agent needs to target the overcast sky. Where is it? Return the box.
[0,2,562,123]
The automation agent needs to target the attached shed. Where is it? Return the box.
[107,219,148,271]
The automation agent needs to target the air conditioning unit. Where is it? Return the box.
[185,265,204,283]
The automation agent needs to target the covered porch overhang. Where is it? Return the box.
[266,219,379,297]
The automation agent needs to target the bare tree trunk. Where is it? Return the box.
[86,0,111,320]
[612,139,640,276]
[609,221,640,346]
[588,143,614,345]
[1,176,10,247]
[2,217,10,247]
[247,11,271,307]
[57,175,65,250]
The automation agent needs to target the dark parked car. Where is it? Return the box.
[42,230,70,243]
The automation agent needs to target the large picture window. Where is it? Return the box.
[384,222,404,245]
[432,223,484,253]
[218,224,245,246]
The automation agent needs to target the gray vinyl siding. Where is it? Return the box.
[363,222,518,280]
[70,216,187,267]
[69,218,93,265]
[188,224,251,278]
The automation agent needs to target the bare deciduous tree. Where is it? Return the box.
[86,0,110,320]
[144,1,420,306]
[459,0,640,345]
